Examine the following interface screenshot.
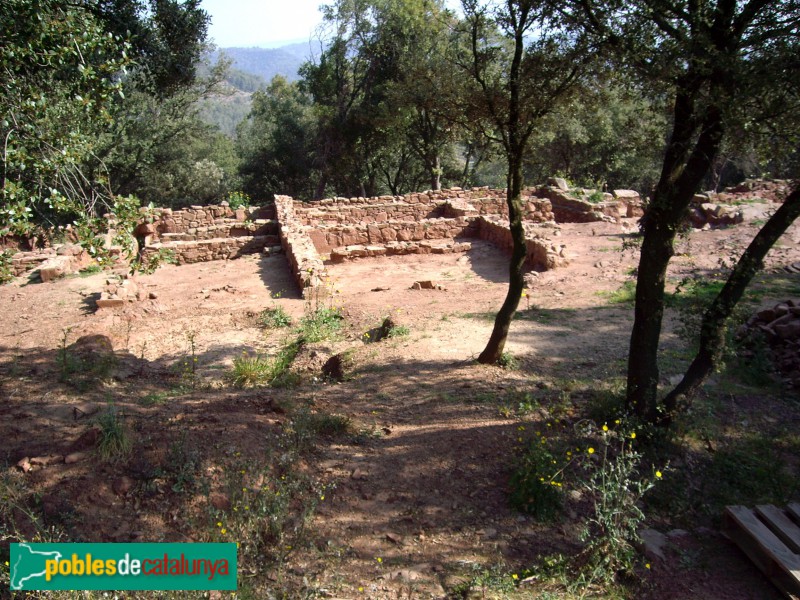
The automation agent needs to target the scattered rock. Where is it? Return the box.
[322,353,347,381]
[64,451,90,464]
[69,427,101,451]
[112,476,135,496]
[30,455,63,467]
[385,532,404,545]
[743,300,800,387]
[209,493,232,511]
[548,177,570,191]
[411,280,446,291]
[639,528,668,562]
[351,467,369,480]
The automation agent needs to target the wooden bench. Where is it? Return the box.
[723,504,800,599]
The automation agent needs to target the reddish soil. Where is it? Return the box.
[1,210,799,599]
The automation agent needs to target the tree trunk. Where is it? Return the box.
[431,154,441,192]
[626,217,675,421]
[626,88,725,421]
[478,152,526,364]
[660,185,800,422]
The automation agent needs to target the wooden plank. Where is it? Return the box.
[757,505,800,554]
[788,504,800,523]
[724,506,800,599]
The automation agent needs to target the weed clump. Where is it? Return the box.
[96,404,132,463]
[259,305,292,329]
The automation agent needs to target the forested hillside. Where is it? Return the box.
[209,43,316,84]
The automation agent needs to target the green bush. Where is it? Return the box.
[509,437,564,521]
[96,405,132,463]
[226,191,251,210]
[298,307,343,343]
[0,250,15,284]
[259,305,292,329]
[229,352,274,388]
[579,425,661,584]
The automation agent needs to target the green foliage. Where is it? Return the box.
[96,405,132,463]
[229,341,301,389]
[601,280,637,305]
[229,352,274,388]
[701,436,796,512]
[286,408,352,453]
[236,76,318,200]
[226,190,251,210]
[215,462,325,565]
[386,323,410,338]
[1,0,130,232]
[447,563,516,598]
[498,352,520,370]
[298,307,344,343]
[137,248,178,274]
[578,425,660,585]
[586,189,606,204]
[78,264,103,277]
[0,250,15,284]
[526,80,667,194]
[509,435,565,521]
[258,305,292,329]
[99,83,237,208]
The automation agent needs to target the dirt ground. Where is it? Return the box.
[1,210,799,599]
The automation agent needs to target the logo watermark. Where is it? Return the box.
[10,543,237,591]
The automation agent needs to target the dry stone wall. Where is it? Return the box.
[274,195,328,295]
[140,204,280,265]
[8,244,88,281]
[272,188,570,289]
[477,216,569,270]
[293,187,556,225]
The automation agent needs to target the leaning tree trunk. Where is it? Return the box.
[660,184,800,423]
[478,152,527,364]
[626,87,725,421]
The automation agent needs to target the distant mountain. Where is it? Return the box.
[199,42,324,136]
[209,42,323,86]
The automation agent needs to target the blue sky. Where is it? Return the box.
[201,0,329,48]
[202,0,463,49]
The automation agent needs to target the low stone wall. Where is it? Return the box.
[142,236,279,265]
[293,188,556,226]
[308,217,478,254]
[135,204,279,265]
[329,239,474,262]
[274,195,328,295]
[535,186,630,223]
[8,244,88,281]
[147,204,276,239]
[477,216,568,271]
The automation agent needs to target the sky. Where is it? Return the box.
[201,0,463,49]
[201,0,330,48]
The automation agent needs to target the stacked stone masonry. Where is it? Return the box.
[273,188,581,294]
[8,244,88,281]
[140,204,280,265]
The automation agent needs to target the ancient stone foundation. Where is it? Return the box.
[140,204,280,265]
[8,244,88,282]
[273,188,573,297]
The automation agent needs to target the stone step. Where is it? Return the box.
[145,235,277,264]
[328,239,472,262]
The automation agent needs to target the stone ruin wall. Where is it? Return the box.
[139,204,281,265]
[275,187,575,296]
